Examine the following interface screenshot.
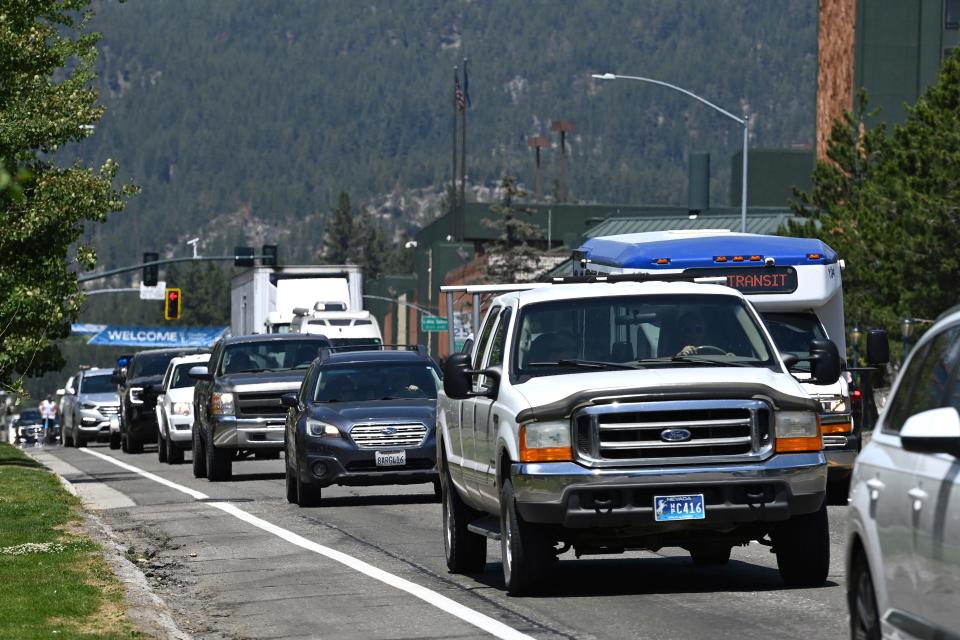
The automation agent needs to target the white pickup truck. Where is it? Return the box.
[437,276,841,595]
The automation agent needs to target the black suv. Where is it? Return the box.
[283,346,442,507]
[114,347,208,453]
[191,334,332,481]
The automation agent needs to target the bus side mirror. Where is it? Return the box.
[866,329,889,366]
[808,339,841,385]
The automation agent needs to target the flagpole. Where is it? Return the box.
[459,58,468,241]
[451,65,458,239]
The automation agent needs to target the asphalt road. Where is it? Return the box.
[26,440,850,640]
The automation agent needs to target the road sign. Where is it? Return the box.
[139,280,166,300]
[420,316,449,332]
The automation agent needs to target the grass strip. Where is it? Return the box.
[0,443,144,639]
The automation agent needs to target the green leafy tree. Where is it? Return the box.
[482,176,543,282]
[0,0,136,394]
[787,52,960,344]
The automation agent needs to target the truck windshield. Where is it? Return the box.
[313,362,441,402]
[220,340,328,374]
[513,293,776,379]
[131,352,181,378]
[760,312,827,371]
[79,374,114,394]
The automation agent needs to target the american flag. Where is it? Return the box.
[454,80,466,112]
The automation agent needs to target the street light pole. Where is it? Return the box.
[592,72,749,232]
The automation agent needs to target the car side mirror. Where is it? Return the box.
[111,370,125,385]
[188,366,212,381]
[900,407,960,457]
[866,329,889,366]
[443,353,472,399]
[808,339,841,385]
[280,392,299,408]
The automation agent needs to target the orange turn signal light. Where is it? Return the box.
[715,256,728,263]
[749,255,762,261]
[775,436,823,453]
[807,253,822,260]
[732,255,745,262]
[654,258,670,265]
[820,422,853,435]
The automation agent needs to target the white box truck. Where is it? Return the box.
[230,265,363,336]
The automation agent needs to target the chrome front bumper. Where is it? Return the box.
[512,452,827,528]
[212,416,285,449]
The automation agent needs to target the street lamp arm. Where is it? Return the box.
[596,73,744,125]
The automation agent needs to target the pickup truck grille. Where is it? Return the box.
[236,392,288,418]
[349,423,427,449]
[574,399,772,467]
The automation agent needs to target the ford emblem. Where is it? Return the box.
[660,428,692,443]
[382,426,398,436]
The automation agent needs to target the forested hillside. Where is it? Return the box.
[73,0,817,270]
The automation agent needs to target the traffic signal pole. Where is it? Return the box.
[77,255,272,284]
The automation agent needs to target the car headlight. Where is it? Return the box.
[81,402,97,410]
[306,419,340,438]
[172,402,192,416]
[774,411,821,452]
[210,392,235,416]
[519,421,572,462]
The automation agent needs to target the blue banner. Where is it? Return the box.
[71,323,107,335]
[87,325,227,348]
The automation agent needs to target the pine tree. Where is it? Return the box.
[482,177,544,282]
[322,191,361,264]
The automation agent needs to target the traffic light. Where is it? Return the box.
[261,244,278,267]
[143,252,159,287]
[164,288,182,320]
[234,246,255,267]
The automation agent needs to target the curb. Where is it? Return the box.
[21,447,192,640]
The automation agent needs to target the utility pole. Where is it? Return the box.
[550,120,575,202]
[527,136,549,201]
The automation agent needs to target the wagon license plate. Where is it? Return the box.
[375,450,406,467]
[653,494,705,522]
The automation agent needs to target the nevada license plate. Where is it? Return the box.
[653,494,706,522]
[375,450,406,467]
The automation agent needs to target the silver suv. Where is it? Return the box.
[60,368,121,447]
[846,307,960,639]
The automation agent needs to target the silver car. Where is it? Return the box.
[61,368,121,447]
[846,306,960,639]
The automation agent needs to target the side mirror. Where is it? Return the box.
[460,338,474,354]
[472,365,502,399]
[808,339,841,385]
[443,353,473,399]
[111,370,125,385]
[900,407,960,457]
[280,392,299,408]
[866,329,890,366]
[188,366,213,381]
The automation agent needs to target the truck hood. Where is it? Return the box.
[309,399,435,427]
[217,370,306,392]
[514,366,816,423]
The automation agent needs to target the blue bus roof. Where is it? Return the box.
[578,231,839,269]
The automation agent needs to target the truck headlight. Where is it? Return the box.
[172,402,192,416]
[306,419,340,438]
[519,421,572,462]
[774,411,821,452]
[210,392,235,416]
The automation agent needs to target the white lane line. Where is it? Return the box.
[80,448,534,640]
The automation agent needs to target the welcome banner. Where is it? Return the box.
[86,325,227,348]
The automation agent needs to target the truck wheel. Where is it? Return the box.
[774,503,830,587]
[206,431,232,482]
[296,458,321,507]
[109,432,121,450]
[167,434,184,465]
[500,478,551,596]
[192,427,207,478]
[689,545,732,566]
[75,431,86,448]
[285,456,298,504]
[849,549,881,640]
[120,432,129,453]
[157,432,167,463]
[442,469,486,573]
[128,437,143,455]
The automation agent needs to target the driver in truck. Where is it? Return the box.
[676,310,734,357]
